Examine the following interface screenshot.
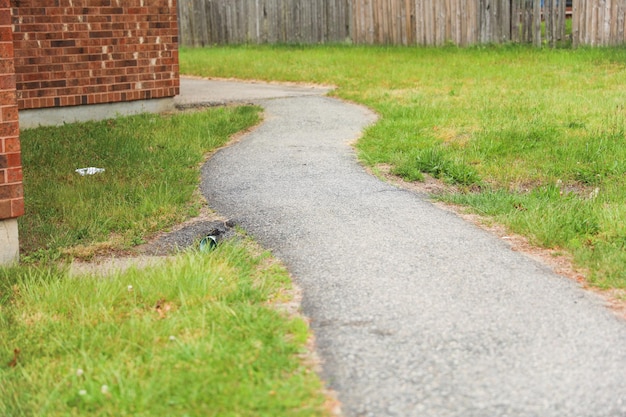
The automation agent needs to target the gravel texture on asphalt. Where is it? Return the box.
[181,78,626,417]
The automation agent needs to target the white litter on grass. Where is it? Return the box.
[75,167,105,176]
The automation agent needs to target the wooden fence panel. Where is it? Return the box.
[346,0,554,46]
[177,0,351,45]
[178,0,626,47]
[573,0,626,45]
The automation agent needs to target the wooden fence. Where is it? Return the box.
[178,0,626,47]
[572,0,626,45]
[350,0,567,46]
[177,0,350,45]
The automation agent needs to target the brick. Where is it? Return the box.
[0,26,13,42]
[43,31,64,40]
[50,39,76,47]
[64,32,90,41]
[101,7,123,14]
[0,90,16,104]
[40,79,66,88]
[22,80,39,89]
[0,43,14,60]
[0,74,15,90]
[0,183,21,199]
[0,121,18,138]
[11,183,22,198]
[4,136,19,152]
[110,82,130,92]
[11,198,24,218]
[1,104,18,121]
[7,166,21,182]
[26,56,50,66]
[6,152,20,167]
[89,30,112,38]
[0,199,10,219]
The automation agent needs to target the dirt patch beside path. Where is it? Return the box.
[69,206,234,277]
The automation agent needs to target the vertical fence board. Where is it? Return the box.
[414,0,422,44]
[365,0,373,43]
[619,0,626,44]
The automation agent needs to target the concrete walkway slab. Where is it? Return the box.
[175,77,333,108]
[183,77,626,417]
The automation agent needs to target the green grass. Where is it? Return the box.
[181,44,626,289]
[2,107,330,415]
[19,107,260,261]
[0,243,326,416]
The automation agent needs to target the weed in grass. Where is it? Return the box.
[391,163,425,182]
[0,244,327,417]
[393,147,481,186]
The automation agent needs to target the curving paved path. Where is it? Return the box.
[178,77,626,417]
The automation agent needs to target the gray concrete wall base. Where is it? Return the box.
[18,98,176,129]
[0,218,19,265]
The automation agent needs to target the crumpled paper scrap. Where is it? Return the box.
[75,167,105,176]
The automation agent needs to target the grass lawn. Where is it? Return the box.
[1,108,330,416]
[18,107,259,260]
[181,44,626,291]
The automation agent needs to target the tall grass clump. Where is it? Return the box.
[180,44,626,289]
[392,147,481,186]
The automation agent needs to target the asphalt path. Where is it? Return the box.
[179,78,626,417]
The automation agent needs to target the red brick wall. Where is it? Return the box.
[0,0,23,220]
[10,0,179,110]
